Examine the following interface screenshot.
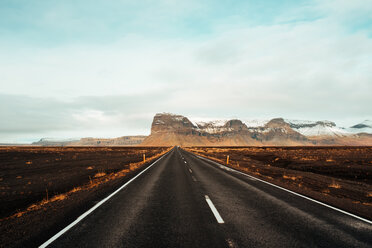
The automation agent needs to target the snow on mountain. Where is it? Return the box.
[191,118,270,134]
[188,118,230,134]
[194,120,229,127]
[243,119,269,128]
[285,119,350,137]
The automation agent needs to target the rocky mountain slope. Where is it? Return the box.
[141,113,372,146]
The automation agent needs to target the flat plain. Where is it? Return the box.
[0,146,371,247]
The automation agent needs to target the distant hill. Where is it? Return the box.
[32,136,147,146]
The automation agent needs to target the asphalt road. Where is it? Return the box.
[42,147,372,248]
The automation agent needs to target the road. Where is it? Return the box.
[42,147,371,247]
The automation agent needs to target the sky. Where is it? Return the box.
[0,0,371,143]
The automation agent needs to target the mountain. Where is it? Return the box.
[347,120,372,134]
[141,114,309,146]
[254,118,309,144]
[141,113,372,146]
[285,120,349,137]
[142,113,258,146]
[33,136,146,146]
[32,138,79,146]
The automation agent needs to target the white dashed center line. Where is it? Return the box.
[188,168,193,173]
[205,195,224,224]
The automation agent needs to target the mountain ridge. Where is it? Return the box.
[141,113,372,146]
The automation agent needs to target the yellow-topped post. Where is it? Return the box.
[143,154,146,162]
[227,155,229,165]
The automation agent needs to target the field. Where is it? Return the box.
[184,146,372,219]
[0,146,169,219]
[0,146,170,247]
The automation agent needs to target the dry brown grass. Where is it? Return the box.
[329,183,342,189]
[94,172,106,178]
[283,175,300,181]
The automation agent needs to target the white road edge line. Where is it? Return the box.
[39,150,172,248]
[196,155,372,225]
[205,195,224,224]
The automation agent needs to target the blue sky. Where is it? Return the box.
[0,0,371,142]
[0,1,314,43]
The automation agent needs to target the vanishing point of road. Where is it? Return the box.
[40,147,371,248]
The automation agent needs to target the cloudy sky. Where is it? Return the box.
[0,0,371,143]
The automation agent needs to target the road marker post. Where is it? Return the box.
[227,155,229,165]
[143,154,146,162]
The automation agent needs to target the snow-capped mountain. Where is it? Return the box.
[347,120,372,134]
[243,118,371,137]
[141,113,372,146]
[190,118,232,134]
[284,119,350,137]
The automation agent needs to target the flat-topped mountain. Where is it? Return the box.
[151,113,196,135]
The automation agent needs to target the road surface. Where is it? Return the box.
[41,147,372,247]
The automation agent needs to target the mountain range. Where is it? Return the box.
[33,113,372,146]
[32,136,146,146]
[140,113,372,146]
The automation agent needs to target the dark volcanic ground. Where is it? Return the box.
[0,146,168,219]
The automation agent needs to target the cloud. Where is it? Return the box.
[0,93,167,142]
[0,0,371,142]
